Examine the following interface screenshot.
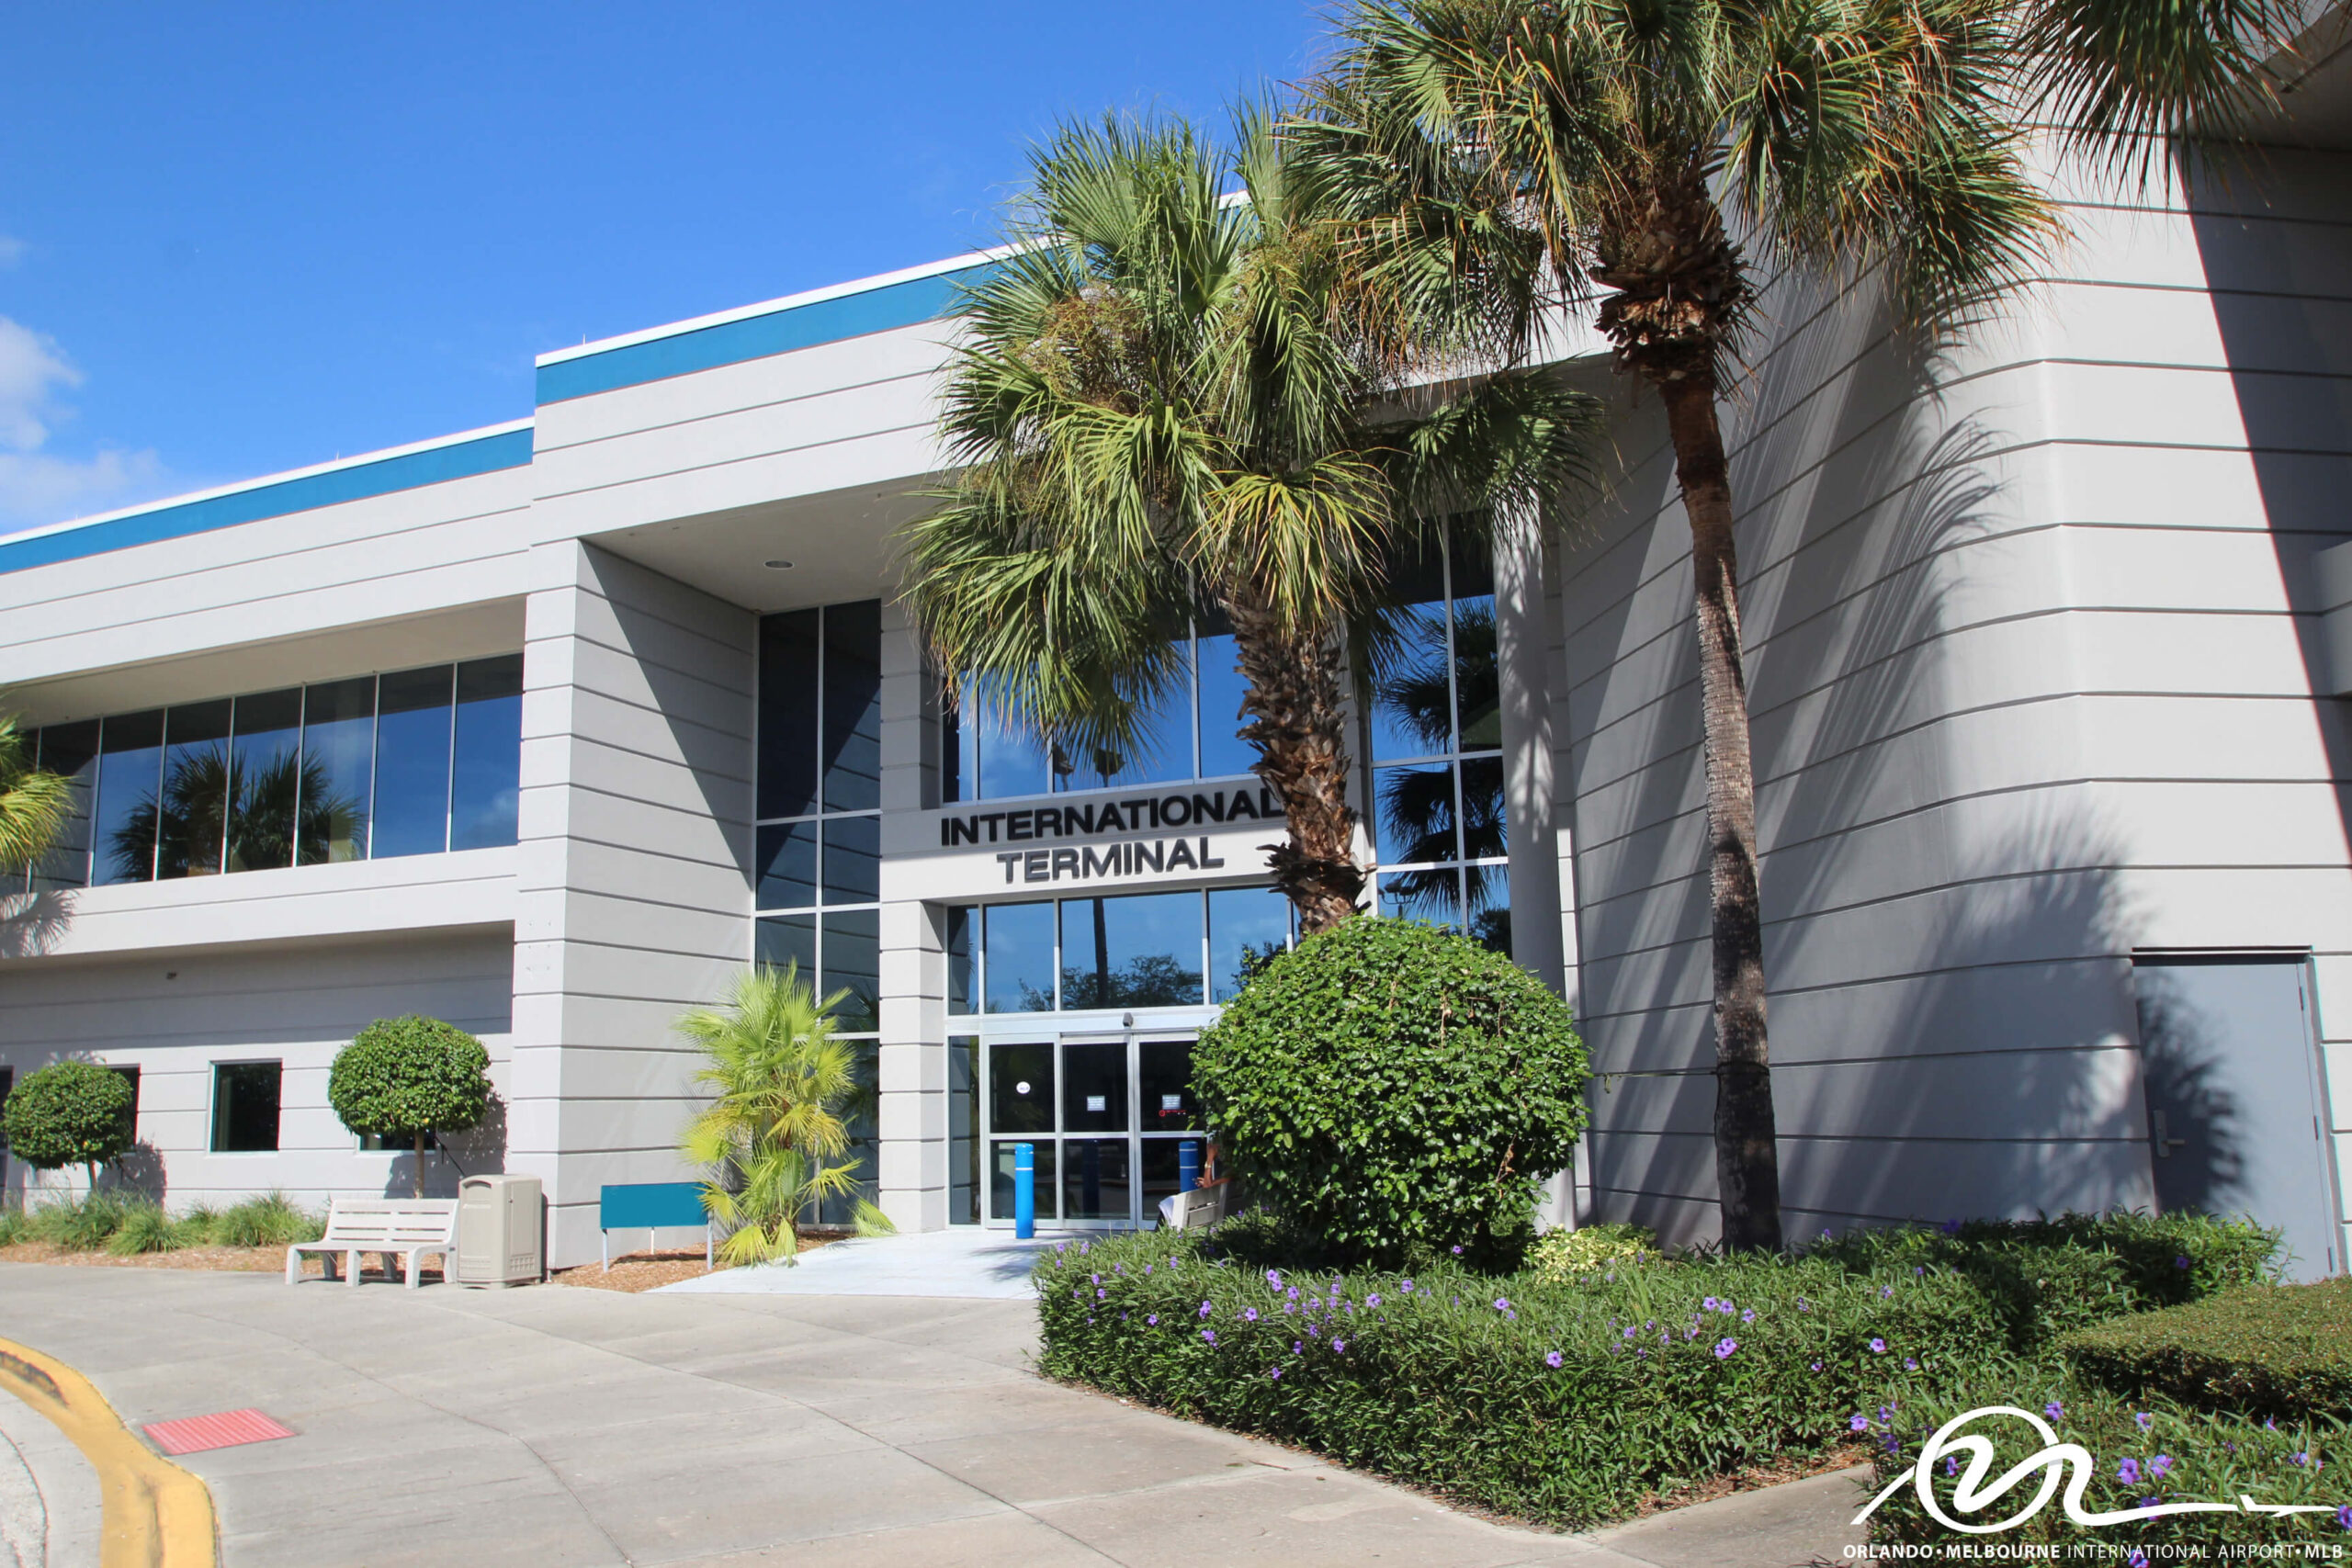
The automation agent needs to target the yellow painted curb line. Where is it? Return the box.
[0,1337,218,1568]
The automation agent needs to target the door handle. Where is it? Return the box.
[2150,1110,2188,1158]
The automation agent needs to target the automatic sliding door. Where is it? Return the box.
[987,1042,1056,1223]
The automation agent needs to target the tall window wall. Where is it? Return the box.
[1365,530,1510,954]
[12,654,522,891]
[945,614,1255,800]
[944,886,1295,1016]
[754,601,882,1222]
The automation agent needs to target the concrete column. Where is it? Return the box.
[876,601,946,1231]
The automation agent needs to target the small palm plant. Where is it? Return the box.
[677,964,892,1266]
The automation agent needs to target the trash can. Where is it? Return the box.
[458,1173,543,1287]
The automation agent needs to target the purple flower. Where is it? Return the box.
[1880,1285,1894,1299]
[1269,1367,1283,1380]
[1702,1296,1722,1312]
[1623,1326,1636,1339]
[1199,1302,1213,1319]
[1286,1285,1299,1299]
[2175,1255,2191,1270]
[1637,1348,1648,1358]
[1939,1218,1962,1235]
[1147,1314,1159,1325]
[2151,1455,2172,1478]
[2134,1412,2154,1432]
[1144,1265,1152,1275]
[1367,1294,1382,1307]
[1904,1359,1918,1371]
[1869,1338,1887,1354]
[1494,1298,1511,1314]
[1740,1308,1756,1324]
[1850,1415,1869,1433]
[2045,1401,2064,1421]
[1944,1456,1959,1477]
[1452,1246,1464,1256]
[1400,1280,1414,1292]
[2335,1503,2351,1530]
[1202,1329,1216,1344]
[1096,1289,1107,1300]
[2292,1451,2312,1468]
[2129,1551,2148,1568]
[1810,1361,1823,1372]
[1090,1273,1099,1284]
[1545,1350,1564,1369]
[1332,1337,1346,1353]
[1796,1298,1810,1312]
[1293,1341,1301,1353]
[2117,1458,2142,1486]
[1284,1302,1297,1314]
[1243,1307,1259,1323]
[1267,1269,1283,1287]
[1714,1337,1737,1359]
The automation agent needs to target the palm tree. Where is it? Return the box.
[676,964,891,1266]
[0,715,72,881]
[903,107,1600,934]
[1304,0,2297,1249]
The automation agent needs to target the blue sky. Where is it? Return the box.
[0,3,1328,531]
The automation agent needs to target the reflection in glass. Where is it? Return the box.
[1056,660,1190,794]
[956,683,1054,801]
[1062,1138,1131,1221]
[1378,866,1461,928]
[816,1040,879,1225]
[1140,1136,1200,1218]
[1458,754,1508,862]
[821,908,879,1033]
[988,1043,1055,1134]
[983,902,1056,1012]
[226,689,304,873]
[821,599,882,812]
[991,1138,1057,1221]
[758,609,820,819]
[1060,891,1203,1009]
[1208,886,1290,1002]
[1138,1038,1200,1132]
[1061,1042,1127,1133]
[820,814,879,904]
[945,907,974,1014]
[755,820,818,909]
[1376,761,1457,865]
[1367,536,1449,763]
[755,913,816,975]
[93,711,167,884]
[451,655,523,851]
[373,665,453,858]
[300,677,376,863]
[1452,599,1501,750]
[1469,863,1511,955]
[210,1062,282,1152]
[31,721,97,890]
[1194,611,1255,780]
[156,700,232,878]
[949,1037,979,1224]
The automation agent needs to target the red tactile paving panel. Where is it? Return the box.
[142,1408,295,1455]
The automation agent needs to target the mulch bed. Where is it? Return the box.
[0,1240,336,1275]
[550,1231,852,1294]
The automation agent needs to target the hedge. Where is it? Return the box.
[1034,1211,2276,1529]
[2058,1278,2352,1421]
[1862,1383,2351,1547]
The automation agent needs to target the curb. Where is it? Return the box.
[0,1337,218,1568]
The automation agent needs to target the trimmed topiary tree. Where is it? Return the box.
[1193,916,1589,1269]
[328,1016,492,1198]
[3,1060,135,1190]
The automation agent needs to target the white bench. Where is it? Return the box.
[1161,1181,1230,1231]
[286,1198,459,1289]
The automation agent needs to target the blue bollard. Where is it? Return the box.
[1013,1142,1035,1239]
[1178,1139,1202,1198]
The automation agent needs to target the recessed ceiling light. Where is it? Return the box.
[763,559,795,570]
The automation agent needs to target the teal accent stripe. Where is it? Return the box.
[537,264,991,404]
[0,426,534,577]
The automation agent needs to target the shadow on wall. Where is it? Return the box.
[377,1091,509,1200]
[2189,149,2352,852]
[1574,273,2155,1244]
[0,891,76,959]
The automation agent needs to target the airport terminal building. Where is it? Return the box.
[3,78,2350,1273]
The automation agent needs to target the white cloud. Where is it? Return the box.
[0,236,26,268]
[0,315,170,530]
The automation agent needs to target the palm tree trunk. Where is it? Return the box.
[1657,372,1783,1254]
[1224,592,1363,934]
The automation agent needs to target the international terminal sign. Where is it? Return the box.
[880,782,1289,901]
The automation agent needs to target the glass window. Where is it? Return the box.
[959,686,1053,801]
[1195,609,1255,781]
[31,720,97,890]
[1061,1041,1127,1133]
[991,1137,1057,1221]
[820,814,879,904]
[755,820,818,910]
[373,665,453,858]
[93,710,164,886]
[1139,1038,1201,1132]
[949,1037,979,1224]
[109,1066,141,1145]
[820,600,882,812]
[1378,866,1463,928]
[1060,891,1203,1009]
[945,907,974,1014]
[1208,886,1291,1003]
[1468,863,1511,957]
[982,902,1056,1012]
[1368,536,1450,763]
[226,688,302,873]
[822,908,879,1034]
[815,1040,879,1225]
[300,676,376,863]
[988,1043,1055,1134]
[1056,659,1191,794]
[210,1062,281,1153]
[157,699,232,879]
[755,913,816,976]
[758,610,820,819]
[1061,1137,1131,1221]
[450,655,523,851]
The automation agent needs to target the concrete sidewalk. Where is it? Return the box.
[0,1262,1867,1567]
[661,1226,1065,1298]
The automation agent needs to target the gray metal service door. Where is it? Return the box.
[2132,954,2342,1279]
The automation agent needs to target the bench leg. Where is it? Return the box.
[319,1251,336,1282]
[345,1249,361,1286]
[285,1247,299,1285]
[405,1252,420,1289]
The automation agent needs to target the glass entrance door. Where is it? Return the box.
[982,1032,1202,1228]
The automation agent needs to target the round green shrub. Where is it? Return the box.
[3,1060,134,1179]
[1192,916,1589,1268]
[328,1016,491,1195]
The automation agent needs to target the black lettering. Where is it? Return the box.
[1063,803,1094,835]
[996,852,1023,885]
[1050,847,1080,880]
[1227,790,1258,820]
[1200,837,1225,869]
[1006,811,1033,841]
[981,812,1006,842]
[1167,838,1198,871]
[1132,840,1164,874]
[1093,802,1124,832]
[1259,787,1281,818]
[1123,796,1156,829]
[1082,844,1121,878]
[1190,792,1226,824]
[1023,850,1049,882]
[1161,795,1193,828]
[1036,807,1062,837]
